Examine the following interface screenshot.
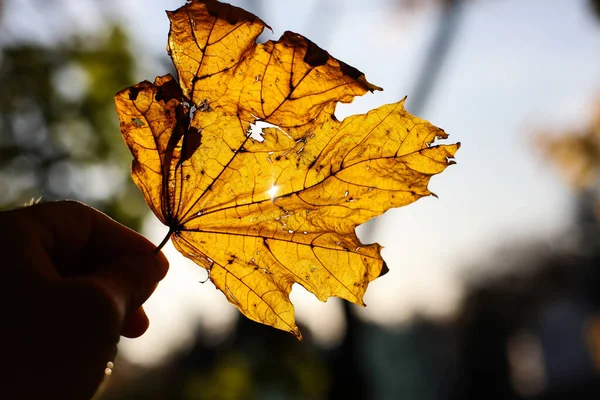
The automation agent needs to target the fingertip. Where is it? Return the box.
[154,251,169,281]
[94,252,168,318]
[121,307,150,338]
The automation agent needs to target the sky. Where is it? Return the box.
[2,0,600,366]
[118,0,600,366]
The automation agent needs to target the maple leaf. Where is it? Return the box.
[115,0,459,338]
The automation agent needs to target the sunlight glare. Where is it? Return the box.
[267,185,279,200]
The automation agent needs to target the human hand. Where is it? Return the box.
[0,201,169,399]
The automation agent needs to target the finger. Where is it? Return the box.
[91,252,168,321]
[8,200,169,328]
[121,306,150,338]
[17,201,163,276]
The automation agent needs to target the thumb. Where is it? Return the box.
[89,251,169,322]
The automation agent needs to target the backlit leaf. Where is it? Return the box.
[115,0,459,338]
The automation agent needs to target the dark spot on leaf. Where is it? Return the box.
[339,60,362,81]
[181,127,202,163]
[129,87,141,101]
[302,37,329,67]
[203,0,267,27]
[155,76,183,102]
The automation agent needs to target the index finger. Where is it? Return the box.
[15,201,167,277]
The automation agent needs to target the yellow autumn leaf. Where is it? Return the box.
[115,0,459,338]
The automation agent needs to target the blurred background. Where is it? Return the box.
[1,0,600,398]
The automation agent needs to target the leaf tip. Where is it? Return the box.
[367,82,383,93]
[378,261,389,278]
[291,328,303,340]
[358,76,382,93]
[398,96,408,109]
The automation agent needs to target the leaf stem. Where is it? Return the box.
[154,228,173,254]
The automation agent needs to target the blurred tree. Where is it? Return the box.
[452,238,600,400]
[538,98,600,227]
[591,0,600,20]
[539,99,600,192]
[0,25,147,229]
[103,318,330,400]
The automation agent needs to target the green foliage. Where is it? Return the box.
[0,26,147,229]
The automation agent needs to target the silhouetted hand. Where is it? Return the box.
[0,201,169,399]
